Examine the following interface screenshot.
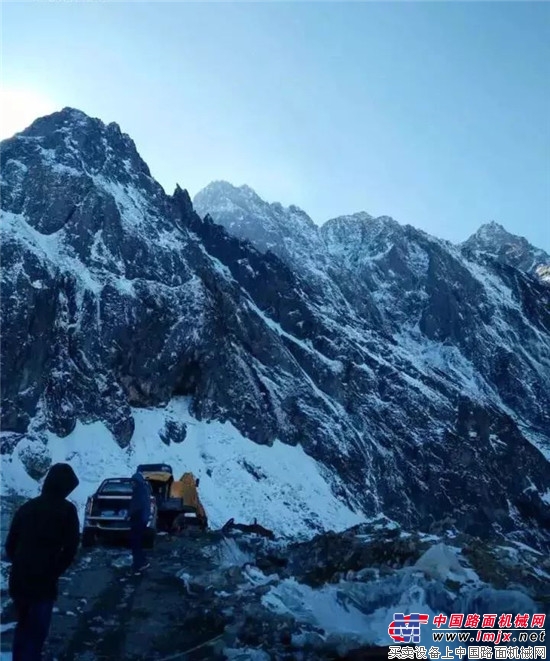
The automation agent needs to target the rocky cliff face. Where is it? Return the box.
[194,182,550,543]
[2,109,549,549]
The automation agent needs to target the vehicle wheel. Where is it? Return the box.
[82,528,96,548]
[144,529,156,549]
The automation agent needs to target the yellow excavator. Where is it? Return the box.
[137,463,208,531]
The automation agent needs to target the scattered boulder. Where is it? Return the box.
[16,434,52,480]
[159,419,187,446]
[0,433,22,456]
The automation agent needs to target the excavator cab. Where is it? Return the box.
[136,465,207,531]
[169,472,208,530]
[137,464,174,508]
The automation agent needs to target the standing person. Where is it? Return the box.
[129,471,151,574]
[5,462,80,661]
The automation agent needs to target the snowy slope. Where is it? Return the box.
[0,397,363,538]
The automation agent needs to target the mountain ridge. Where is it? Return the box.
[194,179,550,265]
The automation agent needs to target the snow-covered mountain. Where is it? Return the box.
[463,220,550,284]
[2,110,550,551]
[195,181,550,542]
[193,181,324,269]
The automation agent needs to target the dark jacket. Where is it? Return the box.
[129,472,150,526]
[5,463,80,602]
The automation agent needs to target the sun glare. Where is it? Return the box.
[0,87,59,140]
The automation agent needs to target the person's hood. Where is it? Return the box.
[41,463,79,499]
[131,472,146,485]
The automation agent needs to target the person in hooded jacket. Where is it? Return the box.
[5,462,80,661]
[129,471,151,574]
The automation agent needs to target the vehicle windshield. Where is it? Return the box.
[138,464,172,474]
[99,480,133,495]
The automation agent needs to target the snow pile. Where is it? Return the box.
[261,561,542,654]
[15,436,52,481]
[262,578,372,645]
[1,398,364,539]
[218,537,254,568]
[414,543,480,584]
[261,571,459,652]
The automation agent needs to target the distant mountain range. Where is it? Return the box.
[1,108,549,547]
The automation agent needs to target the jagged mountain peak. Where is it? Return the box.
[464,220,550,279]
[2,106,151,183]
[196,180,263,205]
[0,107,168,237]
[477,219,507,234]
[18,106,93,135]
[322,210,404,229]
[172,184,194,219]
[194,181,321,264]
[23,105,127,140]
[14,106,121,146]
[323,211,374,225]
[468,220,522,246]
[321,211,403,234]
[195,181,313,224]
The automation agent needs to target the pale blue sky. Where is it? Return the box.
[2,1,549,250]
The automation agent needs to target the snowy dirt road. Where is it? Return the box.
[2,532,233,661]
[3,528,380,661]
[2,518,547,661]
